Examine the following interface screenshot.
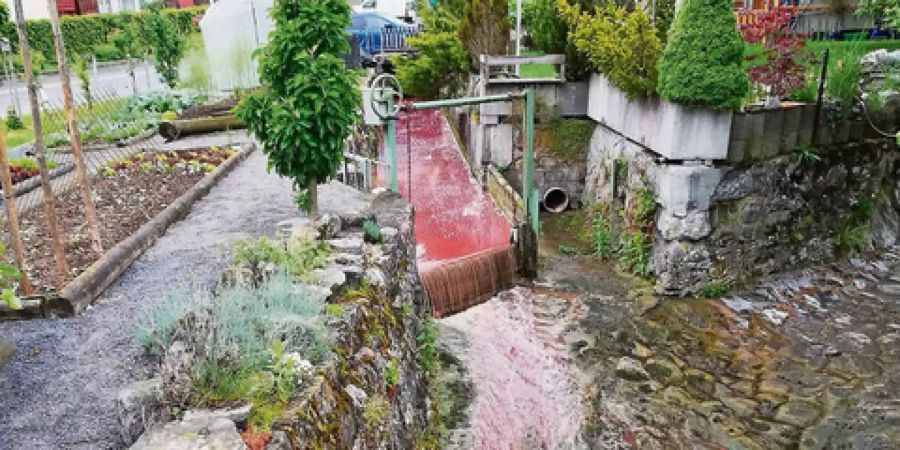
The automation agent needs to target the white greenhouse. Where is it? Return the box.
[199,0,274,91]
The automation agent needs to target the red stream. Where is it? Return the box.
[379,108,511,268]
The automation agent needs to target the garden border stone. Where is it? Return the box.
[0,143,255,320]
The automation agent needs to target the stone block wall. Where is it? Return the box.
[584,121,900,295]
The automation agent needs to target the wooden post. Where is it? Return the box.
[0,130,33,296]
[12,0,69,290]
[46,0,103,254]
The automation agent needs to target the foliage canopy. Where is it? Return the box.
[235,0,360,213]
[656,0,748,109]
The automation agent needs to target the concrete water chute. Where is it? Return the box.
[369,75,539,315]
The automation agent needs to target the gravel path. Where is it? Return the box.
[0,147,304,449]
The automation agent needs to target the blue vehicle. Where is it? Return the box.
[347,12,418,56]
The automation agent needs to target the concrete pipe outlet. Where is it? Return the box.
[542,187,569,213]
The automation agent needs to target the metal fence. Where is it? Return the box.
[0,86,180,297]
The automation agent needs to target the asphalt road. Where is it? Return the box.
[0,60,164,118]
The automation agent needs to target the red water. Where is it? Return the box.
[380,108,511,268]
[441,287,586,448]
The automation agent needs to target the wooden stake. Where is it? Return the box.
[46,0,103,254]
[12,0,69,290]
[0,129,33,296]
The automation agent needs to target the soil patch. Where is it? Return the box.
[0,148,235,294]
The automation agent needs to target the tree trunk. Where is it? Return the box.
[12,0,68,289]
[127,55,137,96]
[308,179,318,221]
[0,130,33,296]
[47,0,104,255]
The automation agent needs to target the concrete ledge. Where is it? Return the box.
[53,143,255,316]
[587,74,733,160]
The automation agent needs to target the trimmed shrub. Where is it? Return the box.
[561,2,661,98]
[4,6,205,64]
[656,0,747,109]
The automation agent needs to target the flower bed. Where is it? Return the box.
[0,146,241,294]
[7,158,59,185]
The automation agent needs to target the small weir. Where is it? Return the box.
[420,246,516,318]
[385,107,587,448]
[384,108,513,315]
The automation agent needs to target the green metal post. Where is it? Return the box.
[386,119,398,193]
[524,89,536,233]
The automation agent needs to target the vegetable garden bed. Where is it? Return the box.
[0,146,243,296]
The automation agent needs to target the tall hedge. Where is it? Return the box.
[656,0,747,109]
[3,6,205,63]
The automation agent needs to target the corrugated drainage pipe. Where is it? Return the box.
[542,187,569,213]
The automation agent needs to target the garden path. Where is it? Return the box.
[0,139,370,449]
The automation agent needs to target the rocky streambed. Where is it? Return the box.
[438,247,900,449]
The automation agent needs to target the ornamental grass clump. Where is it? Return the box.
[657,0,748,109]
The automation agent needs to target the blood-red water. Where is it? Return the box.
[380,108,511,267]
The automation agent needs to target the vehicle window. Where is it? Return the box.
[361,0,376,9]
[366,16,391,29]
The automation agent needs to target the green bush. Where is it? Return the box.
[0,243,22,310]
[618,230,649,275]
[560,2,661,98]
[656,0,747,109]
[233,233,331,282]
[6,6,205,65]
[5,108,24,130]
[93,43,124,62]
[394,0,470,99]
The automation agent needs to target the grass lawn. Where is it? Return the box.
[519,49,559,79]
[2,115,34,152]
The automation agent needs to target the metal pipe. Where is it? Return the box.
[406,93,525,111]
[524,89,536,233]
[542,187,569,213]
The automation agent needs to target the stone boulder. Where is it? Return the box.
[130,415,245,450]
[116,378,166,446]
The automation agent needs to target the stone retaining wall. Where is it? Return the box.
[121,192,434,449]
[584,121,900,295]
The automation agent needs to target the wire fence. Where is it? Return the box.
[0,84,193,297]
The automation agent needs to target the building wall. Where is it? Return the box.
[4,0,52,21]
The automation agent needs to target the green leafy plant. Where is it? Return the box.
[855,0,900,29]
[633,186,656,228]
[394,0,470,99]
[0,243,22,310]
[141,1,186,88]
[558,245,577,255]
[232,233,331,282]
[794,144,822,165]
[834,197,874,254]
[4,107,24,130]
[364,394,391,427]
[417,317,438,374]
[618,230,649,275]
[826,46,863,114]
[235,0,359,218]
[363,219,382,244]
[701,282,728,298]
[560,2,662,98]
[656,0,748,109]
[385,358,401,388]
[593,216,612,259]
